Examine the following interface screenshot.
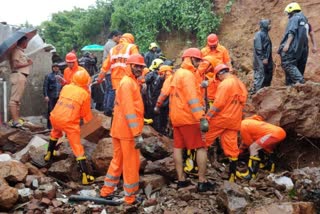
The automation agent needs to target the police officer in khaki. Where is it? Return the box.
[9,36,33,128]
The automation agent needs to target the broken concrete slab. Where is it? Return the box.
[80,110,111,142]
[6,131,33,153]
[13,135,48,162]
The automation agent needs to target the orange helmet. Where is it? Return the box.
[159,65,173,74]
[182,48,202,59]
[72,70,91,87]
[65,52,77,63]
[207,34,219,46]
[126,54,146,66]
[122,33,135,43]
[213,64,229,80]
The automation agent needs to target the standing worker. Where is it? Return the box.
[43,63,63,129]
[62,52,88,85]
[201,34,233,71]
[102,30,122,116]
[237,115,286,180]
[144,42,159,68]
[44,70,94,185]
[97,33,139,115]
[169,48,214,192]
[251,19,273,94]
[278,2,308,85]
[100,54,145,205]
[8,36,33,128]
[205,64,247,182]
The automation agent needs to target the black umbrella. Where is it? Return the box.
[0,28,37,62]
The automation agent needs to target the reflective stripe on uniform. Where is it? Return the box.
[210,106,221,112]
[126,114,137,120]
[124,189,139,196]
[105,174,120,181]
[188,98,199,105]
[191,106,203,113]
[104,181,118,187]
[123,182,139,189]
[129,122,138,128]
[207,112,214,118]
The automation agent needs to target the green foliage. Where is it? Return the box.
[40,0,222,56]
[41,0,113,57]
[111,0,221,51]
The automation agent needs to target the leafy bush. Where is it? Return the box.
[111,0,221,51]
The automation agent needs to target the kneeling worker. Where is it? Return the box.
[44,70,94,185]
[237,115,286,180]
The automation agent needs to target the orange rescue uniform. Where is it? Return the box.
[205,74,247,158]
[169,58,205,149]
[63,62,87,85]
[156,73,173,107]
[99,40,139,90]
[100,68,144,204]
[240,115,286,153]
[50,84,92,157]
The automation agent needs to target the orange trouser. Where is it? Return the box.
[100,138,140,204]
[50,117,84,157]
[206,126,239,158]
[254,134,284,153]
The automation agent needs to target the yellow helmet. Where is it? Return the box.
[149,42,158,50]
[284,2,301,13]
[149,58,164,70]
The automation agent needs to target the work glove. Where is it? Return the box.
[97,77,103,84]
[154,106,160,114]
[200,118,209,132]
[200,80,209,88]
[134,135,144,149]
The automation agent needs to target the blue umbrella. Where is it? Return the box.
[81,44,104,52]
[0,28,37,62]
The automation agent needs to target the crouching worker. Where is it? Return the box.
[100,54,145,205]
[44,70,94,185]
[237,115,286,180]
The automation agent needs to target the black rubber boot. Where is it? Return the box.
[228,158,238,182]
[236,156,261,180]
[262,153,275,173]
[77,156,95,185]
[44,138,58,162]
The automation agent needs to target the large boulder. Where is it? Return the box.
[0,177,19,210]
[91,138,113,175]
[250,82,320,138]
[140,136,173,161]
[0,160,28,183]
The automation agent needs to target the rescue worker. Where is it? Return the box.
[205,64,248,182]
[169,48,214,192]
[278,2,308,85]
[102,30,122,116]
[62,52,88,85]
[44,70,94,185]
[100,54,145,205]
[237,115,286,180]
[251,19,273,94]
[144,42,159,68]
[152,65,173,135]
[97,33,139,115]
[144,58,164,120]
[201,34,233,71]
